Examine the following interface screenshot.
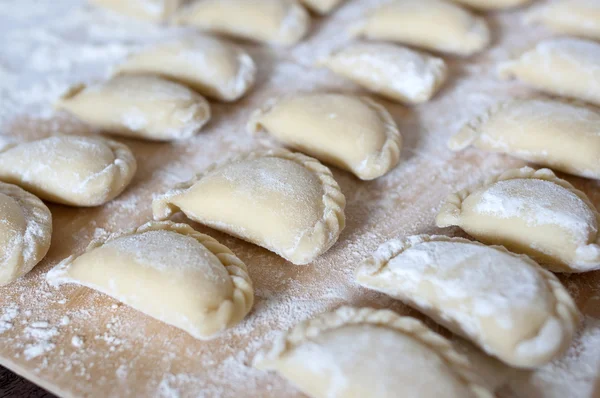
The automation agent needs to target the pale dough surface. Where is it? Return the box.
[525,1,600,41]
[450,0,531,10]
[356,235,580,368]
[91,0,182,21]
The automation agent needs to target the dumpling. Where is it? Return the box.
[115,36,256,102]
[449,0,531,10]
[153,149,345,265]
[299,0,345,15]
[91,0,182,22]
[318,43,448,104]
[350,0,490,56]
[0,182,52,286]
[47,221,254,339]
[255,306,493,398]
[524,1,600,41]
[174,0,310,47]
[356,235,580,368]
[0,135,136,207]
[498,38,600,106]
[56,75,211,141]
[436,167,600,272]
[449,98,600,179]
[248,94,402,180]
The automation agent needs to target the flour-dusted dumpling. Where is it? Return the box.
[116,36,256,102]
[449,98,600,179]
[524,1,600,41]
[0,183,52,286]
[91,0,182,21]
[57,75,211,141]
[356,235,580,368]
[350,0,490,56]
[174,0,310,46]
[299,0,345,15]
[318,43,448,104]
[153,150,345,265]
[450,0,531,10]
[0,136,136,207]
[47,221,253,339]
[248,94,402,180]
[499,38,600,106]
[255,306,493,398]
[437,167,600,273]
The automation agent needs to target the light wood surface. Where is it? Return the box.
[1,1,599,397]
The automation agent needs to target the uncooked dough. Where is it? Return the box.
[174,0,310,47]
[524,1,600,41]
[299,0,345,15]
[0,135,136,207]
[356,235,580,368]
[116,36,256,102]
[248,93,402,180]
[318,43,448,104]
[0,182,52,286]
[350,0,490,56]
[450,0,531,10]
[56,75,211,141]
[498,38,600,106]
[255,306,493,398]
[91,0,182,22]
[153,149,346,265]
[46,221,254,340]
[449,98,600,179]
[437,167,600,273]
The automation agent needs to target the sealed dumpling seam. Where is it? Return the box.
[255,306,493,398]
[437,167,600,267]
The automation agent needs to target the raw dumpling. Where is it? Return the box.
[350,0,490,56]
[47,221,254,339]
[318,43,448,104]
[0,136,136,207]
[524,1,600,41]
[437,167,600,272]
[356,235,580,367]
[56,75,211,141]
[153,149,345,265]
[299,0,345,15]
[0,182,52,286]
[450,0,531,10]
[91,0,182,21]
[174,0,310,47]
[255,306,493,398]
[449,98,600,179]
[116,36,256,102]
[248,94,402,180]
[498,38,600,106]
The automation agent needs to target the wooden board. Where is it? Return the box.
[1,1,599,397]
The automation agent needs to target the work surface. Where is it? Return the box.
[0,1,599,397]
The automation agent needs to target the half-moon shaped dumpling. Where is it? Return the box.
[0,182,52,286]
[498,38,600,106]
[524,1,600,41]
[449,0,531,10]
[318,43,448,104]
[153,150,346,265]
[116,36,256,102]
[46,221,254,339]
[174,0,310,47]
[449,98,600,179]
[255,306,493,398]
[248,94,402,180]
[350,0,491,56]
[0,135,136,207]
[56,75,211,141]
[91,0,182,22]
[355,235,580,367]
[437,167,600,272]
[299,0,345,15]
